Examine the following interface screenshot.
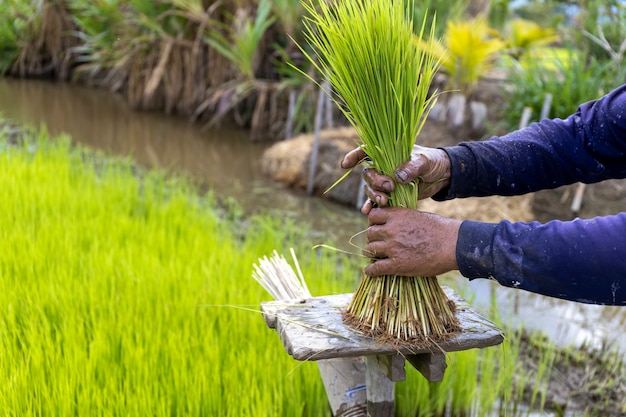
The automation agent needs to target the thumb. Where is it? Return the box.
[364,259,390,277]
[395,158,424,184]
[341,147,367,169]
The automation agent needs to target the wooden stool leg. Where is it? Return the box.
[365,355,405,416]
[317,358,367,416]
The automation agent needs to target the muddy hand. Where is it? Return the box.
[396,145,451,198]
[341,147,388,213]
[363,207,460,277]
[341,145,452,215]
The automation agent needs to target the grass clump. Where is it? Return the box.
[502,49,617,129]
[300,0,459,344]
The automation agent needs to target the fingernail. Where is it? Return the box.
[396,169,408,182]
[382,181,392,192]
[340,156,347,168]
[375,195,381,204]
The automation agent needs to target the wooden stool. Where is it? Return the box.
[262,287,504,417]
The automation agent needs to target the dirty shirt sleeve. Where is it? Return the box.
[455,214,626,305]
[434,84,626,199]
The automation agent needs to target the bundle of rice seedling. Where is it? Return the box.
[300,0,459,345]
[253,249,311,299]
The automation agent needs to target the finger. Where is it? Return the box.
[364,184,388,208]
[367,207,388,225]
[362,243,375,258]
[341,147,366,169]
[361,198,374,215]
[363,168,394,193]
[365,224,384,242]
[362,241,387,259]
[395,156,425,184]
[364,258,392,277]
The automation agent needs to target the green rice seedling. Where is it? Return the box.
[4,123,618,415]
[300,0,459,344]
[522,333,557,412]
[0,123,361,416]
[395,328,537,417]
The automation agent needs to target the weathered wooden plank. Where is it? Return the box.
[261,287,504,362]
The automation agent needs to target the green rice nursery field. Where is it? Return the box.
[0,122,349,415]
[0,121,562,415]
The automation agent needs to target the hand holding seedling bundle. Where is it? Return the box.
[365,208,461,277]
[342,145,452,213]
[343,142,461,278]
[342,145,461,278]
[301,0,459,344]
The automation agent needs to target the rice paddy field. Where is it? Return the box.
[0,120,623,416]
[0,123,344,415]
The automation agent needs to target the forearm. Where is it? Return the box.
[456,214,626,305]
[435,84,626,199]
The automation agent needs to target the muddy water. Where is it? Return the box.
[0,78,366,243]
[0,78,624,360]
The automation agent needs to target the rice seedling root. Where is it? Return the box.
[343,276,460,349]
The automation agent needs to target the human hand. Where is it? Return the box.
[341,145,452,214]
[363,207,460,277]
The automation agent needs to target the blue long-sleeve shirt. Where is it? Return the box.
[437,84,626,305]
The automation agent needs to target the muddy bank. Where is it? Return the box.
[262,127,363,205]
[518,332,626,416]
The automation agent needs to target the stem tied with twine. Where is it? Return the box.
[299,0,459,345]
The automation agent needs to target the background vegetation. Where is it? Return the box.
[2,0,624,139]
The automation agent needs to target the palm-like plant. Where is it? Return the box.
[0,0,31,74]
[428,18,505,97]
[199,0,279,138]
[418,17,505,133]
[205,0,275,80]
[2,0,76,78]
[505,18,559,61]
[69,0,127,78]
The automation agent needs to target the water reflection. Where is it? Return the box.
[0,77,624,360]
